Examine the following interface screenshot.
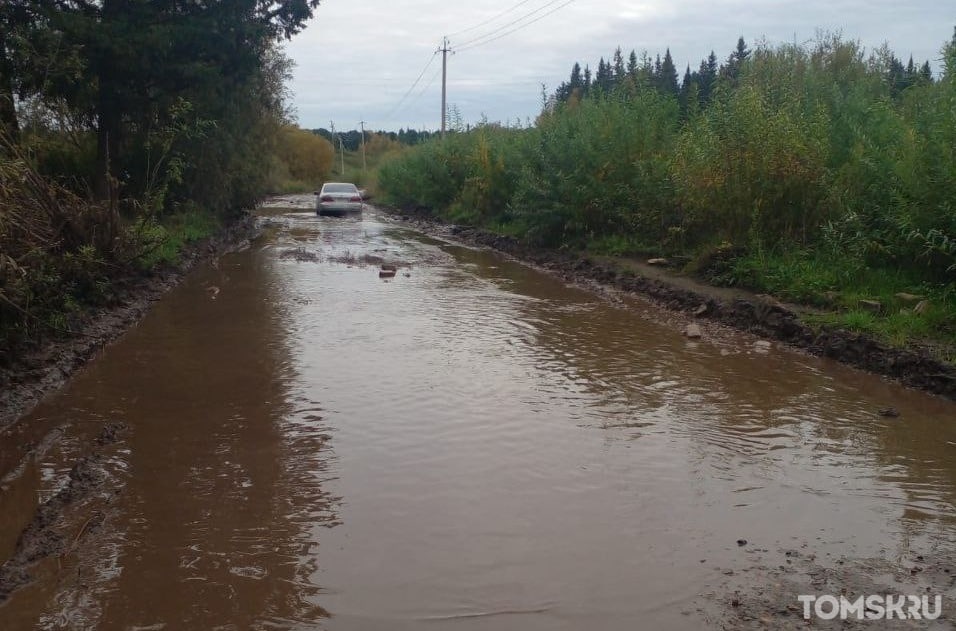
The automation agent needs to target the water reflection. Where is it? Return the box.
[1,233,337,628]
[447,237,956,553]
[2,204,956,631]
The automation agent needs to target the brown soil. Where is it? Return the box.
[0,422,127,602]
[0,214,258,602]
[0,213,260,429]
[388,210,956,401]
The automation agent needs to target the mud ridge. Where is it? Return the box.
[390,210,956,400]
[0,422,128,602]
[0,214,260,427]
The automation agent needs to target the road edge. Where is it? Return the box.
[0,213,261,428]
[385,208,956,401]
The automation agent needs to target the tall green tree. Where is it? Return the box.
[720,37,750,86]
[698,51,718,104]
[613,47,626,81]
[25,0,320,206]
[659,48,679,96]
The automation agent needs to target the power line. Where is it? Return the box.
[455,0,574,52]
[378,1,574,128]
[381,50,439,123]
[411,65,443,105]
[446,0,538,38]
[379,66,443,125]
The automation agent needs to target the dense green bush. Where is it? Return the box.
[380,32,956,270]
[378,30,956,348]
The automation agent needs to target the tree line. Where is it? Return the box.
[378,30,956,348]
[0,1,322,358]
[553,37,935,118]
[312,127,435,152]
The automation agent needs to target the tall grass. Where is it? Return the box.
[377,32,956,349]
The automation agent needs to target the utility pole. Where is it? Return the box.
[359,120,367,174]
[440,37,450,138]
[330,120,345,176]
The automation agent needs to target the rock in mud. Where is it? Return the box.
[859,299,883,314]
[95,422,128,446]
[895,292,924,302]
[684,323,703,339]
[279,247,319,262]
[822,290,841,304]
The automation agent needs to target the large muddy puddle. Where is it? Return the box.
[2,199,956,629]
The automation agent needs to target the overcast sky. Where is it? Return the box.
[284,0,954,133]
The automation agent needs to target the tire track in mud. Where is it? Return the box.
[0,421,128,604]
[0,214,260,429]
[388,211,956,401]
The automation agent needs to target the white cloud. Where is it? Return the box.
[285,0,954,132]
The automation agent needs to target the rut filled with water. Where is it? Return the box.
[2,199,955,629]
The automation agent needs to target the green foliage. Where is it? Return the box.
[377,29,956,351]
[673,81,829,248]
[269,125,335,192]
[134,207,223,269]
[514,90,679,248]
[1,1,325,361]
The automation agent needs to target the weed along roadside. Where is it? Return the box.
[385,212,956,400]
[375,32,956,397]
[0,210,259,428]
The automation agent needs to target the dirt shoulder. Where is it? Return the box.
[0,213,260,428]
[386,209,956,401]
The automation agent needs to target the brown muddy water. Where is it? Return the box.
[2,198,956,630]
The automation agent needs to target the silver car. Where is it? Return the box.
[315,182,364,215]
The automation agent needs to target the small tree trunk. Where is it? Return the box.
[0,31,20,145]
[95,85,121,249]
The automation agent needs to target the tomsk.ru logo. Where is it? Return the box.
[797,594,942,621]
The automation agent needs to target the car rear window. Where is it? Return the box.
[323,183,358,193]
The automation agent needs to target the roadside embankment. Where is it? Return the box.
[0,214,259,427]
[388,208,956,401]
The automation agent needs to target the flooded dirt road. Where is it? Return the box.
[2,198,956,629]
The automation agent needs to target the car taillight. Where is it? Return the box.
[320,196,334,202]
[349,196,362,202]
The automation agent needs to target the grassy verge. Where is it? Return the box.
[701,249,955,355]
[374,30,956,365]
[1,160,227,360]
[137,207,224,269]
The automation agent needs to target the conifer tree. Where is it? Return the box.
[595,57,614,94]
[679,64,694,117]
[570,62,583,93]
[660,48,679,96]
[720,37,750,86]
[698,51,718,104]
[613,47,626,82]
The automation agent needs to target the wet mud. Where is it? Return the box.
[0,214,259,428]
[391,211,956,400]
[0,422,126,602]
[2,199,956,629]
[0,213,258,616]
